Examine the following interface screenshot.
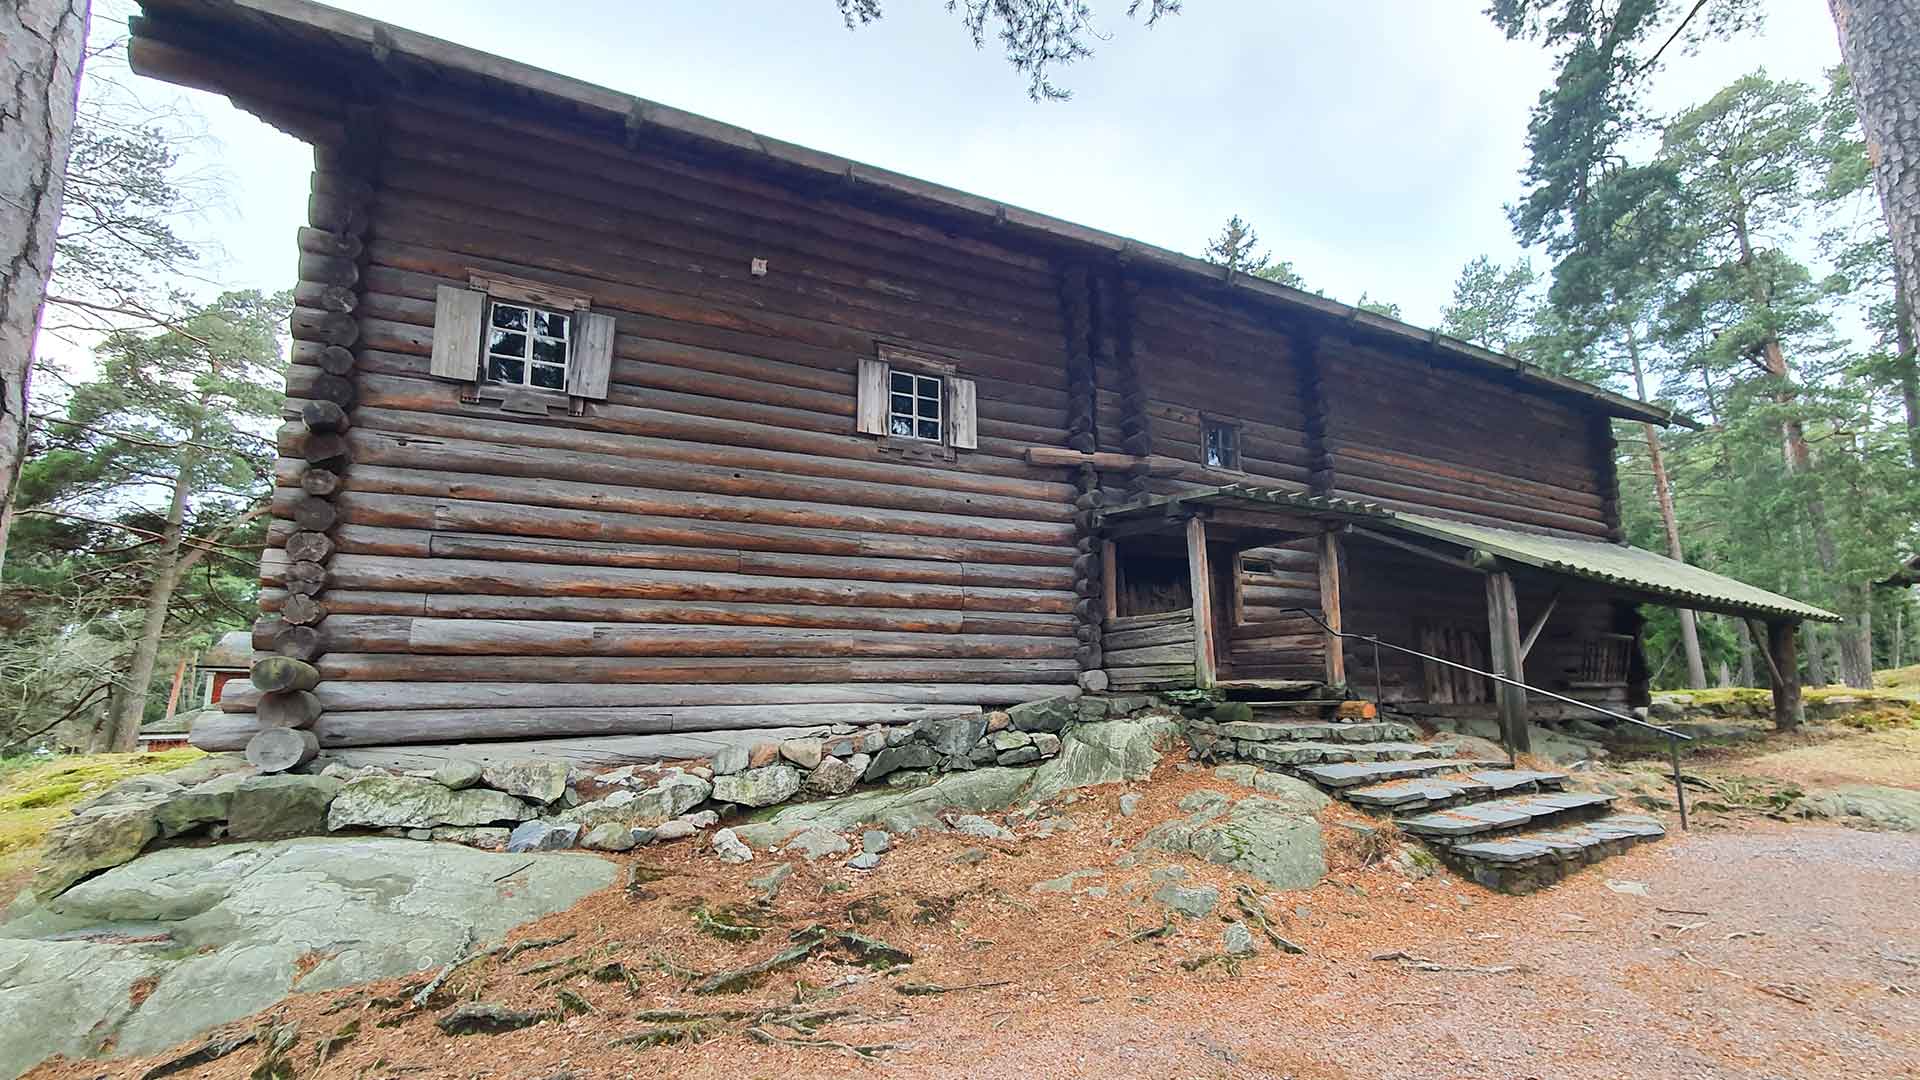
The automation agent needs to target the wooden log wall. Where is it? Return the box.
[1318,340,1616,540]
[1108,281,1326,679]
[1101,610,1197,691]
[217,90,1093,752]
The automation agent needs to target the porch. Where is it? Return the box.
[1094,485,1842,747]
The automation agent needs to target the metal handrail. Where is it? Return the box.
[1277,608,1690,830]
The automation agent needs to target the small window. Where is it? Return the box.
[888,369,944,442]
[485,300,571,392]
[1202,419,1241,471]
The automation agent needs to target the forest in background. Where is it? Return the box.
[2,1,1916,754]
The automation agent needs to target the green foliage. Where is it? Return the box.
[835,0,1183,101]
[3,290,289,750]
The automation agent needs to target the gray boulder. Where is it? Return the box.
[151,774,245,838]
[226,774,342,841]
[1796,784,1920,831]
[480,760,571,804]
[1142,795,1326,891]
[925,711,990,756]
[864,743,939,782]
[580,823,638,851]
[629,771,713,821]
[1223,921,1256,956]
[30,804,159,900]
[713,764,802,807]
[0,838,613,1078]
[712,828,754,864]
[431,759,484,790]
[327,776,456,830]
[710,744,751,776]
[444,787,536,827]
[430,826,509,849]
[806,757,861,796]
[782,826,851,861]
[1025,716,1181,802]
[780,738,825,770]
[1153,881,1220,917]
[953,814,1013,841]
[1007,696,1077,734]
[506,821,579,852]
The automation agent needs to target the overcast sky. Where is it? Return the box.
[101,0,1845,339]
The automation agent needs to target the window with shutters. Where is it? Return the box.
[428,273,615,415]
[484,300,571,391]
[855,346,977,452]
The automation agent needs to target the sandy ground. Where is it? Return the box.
[23,753,1920,1080]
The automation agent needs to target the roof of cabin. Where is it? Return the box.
[129,0,1687,429]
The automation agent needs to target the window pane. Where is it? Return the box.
[890,371,913,394]
[487,357,525,384]
[488,329,528,358]
[534,310,569,338]
[532,337,567,364]
[491,304,529,331]
[917,419,940,441]
[890,416,914,437]
[891,393,914,416]
[921,396,940,420]
[530,363,565,390]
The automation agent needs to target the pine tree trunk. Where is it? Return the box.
[1625,327,1706,688]
[97,448,193,751]
[1838,583,1876,686]
[0,0,89,579]
[1805,622,1830,688]
[1831,0,1920,368]
[1734,615,1758,686]
[1896,280,1919,468]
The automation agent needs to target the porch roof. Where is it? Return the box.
[1374,514,1841,623]
[1097,485,1839,623]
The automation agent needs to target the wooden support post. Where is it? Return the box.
[1100,539,1118,622]
[1517,589,1561,663]
[1484,569,1532,754]
[1317,529,1346,689]
[1186,516,1217,689]
[1765,619,1803,732]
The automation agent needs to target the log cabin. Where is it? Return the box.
[124,0,1838,770]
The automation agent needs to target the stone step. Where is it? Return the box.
[1442,814,1668,894]
[1342,769,1568,812]
[1294,758,1509,789]
[1239,740,1449,767]
[1189,718,1421,745]
[1395,790,1616,840]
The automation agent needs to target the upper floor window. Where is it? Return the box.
[486,301,571,391]
[889,369,944,442]
[1202,418,1241,471]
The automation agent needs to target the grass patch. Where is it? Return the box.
[0,748,204,881]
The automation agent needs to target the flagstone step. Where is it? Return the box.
[1188,719,1422,745]
[1342,769,1568,811]
[1238,740,1450,767]
[1395,790,1617,840]
[1441,814,1667,894]
[1294,757,1509,789]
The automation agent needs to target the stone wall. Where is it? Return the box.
[28,695,1170,901]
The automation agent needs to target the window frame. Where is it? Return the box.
[1200,415,1244,473]
[885,366,946,444]
[481,297,574,394]
[864,344,973,455]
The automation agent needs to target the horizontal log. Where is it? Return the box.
[217,680,1075,715]
[289,615,1075,660]
[260,551,1074,615]
[1101,643,1199,667]
[1102,610,1193,632]
[197,701,993,750]
[1100,621,1198,652]
[258,590,1075,638]
[315,654,1082,684]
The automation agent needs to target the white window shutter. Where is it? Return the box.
[856,357,888,435]
[568,311,616,400]
[948,376,978,450]
[428,285,485,382]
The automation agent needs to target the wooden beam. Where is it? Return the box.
[1348,526,1486,574]
[1317,529,1346,688]
[1517,589,1562,663]
[1187,515,1217,689]
[1026,447,1151,470]
[1484,570,1532,754]
[1100,539,1118,622]
[1762,619,1803,731]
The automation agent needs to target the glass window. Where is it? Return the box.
[484,300,571,391]
[887,369,944,442]
[1203,420,1240,470]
